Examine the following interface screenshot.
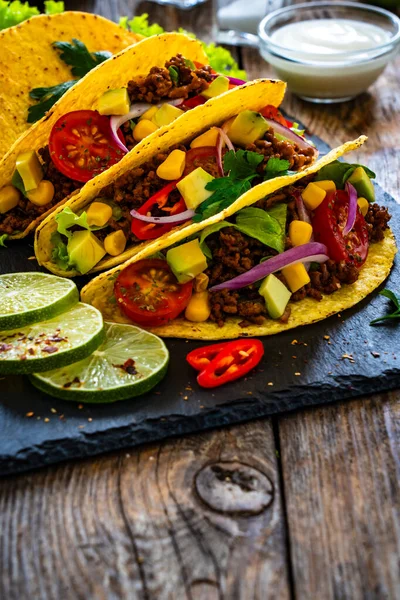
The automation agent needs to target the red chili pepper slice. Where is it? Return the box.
[187,339,264,388]
[130,181,186,240]
[187,341,234,371]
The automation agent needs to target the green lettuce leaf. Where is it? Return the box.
[44,1,64,14]
[55,207,91,238]
[50,232,70,269]
[315,160,376,189]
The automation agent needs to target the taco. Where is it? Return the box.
[33,78,320,276]
[80,137,397,339]
[0,12,139,158]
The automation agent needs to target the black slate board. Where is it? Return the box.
[1,136,399,476]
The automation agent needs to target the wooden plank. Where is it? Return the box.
[278,394,400,600]
[0,422,290,600]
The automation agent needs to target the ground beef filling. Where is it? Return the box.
[247,132,315,172]
[0,147,82,236]
[127,54,213,104]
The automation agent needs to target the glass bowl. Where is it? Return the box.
[258,1,400,103]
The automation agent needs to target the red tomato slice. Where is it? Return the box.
[114,259,193,327]
[191,339,264,389]
[260,105,292,128]
[183,146,218,177]
[130,182,187,241]
[312,190,369,267]
[181,95,206,109]
[49,110,126,183]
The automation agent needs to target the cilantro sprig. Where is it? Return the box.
[193,150,291,223]
[28,39,111,123]
[370,290,400,325]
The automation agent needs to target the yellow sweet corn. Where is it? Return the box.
[156,149,186,180]
[289,220,313,247]
[185,291,211,322]
[282,263,310,293]
[0,186,20,213]
[190,127,220,148]
[357,197,369,217]
[26,180,54,206]
[314,180,336,193]
[302,182,326,211]
[139,105,159,121]
[104,230,127,256]
[133,119,158,142]
[86,202,113,227]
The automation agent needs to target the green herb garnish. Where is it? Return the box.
[370,289,400,325]
[0,234,8,247]
[264,157,291,180]
[315,160,376,189]
[168,66,179,85]
[28,80,75,123]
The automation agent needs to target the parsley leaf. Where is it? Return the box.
[0,234,8,248]
[52,39,112,78]
[264,157,291,180]
[370,289,400,325]
[224,149,263,179]
[28,79,76,123]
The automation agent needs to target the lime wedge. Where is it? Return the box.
[30,323,169,403]
[0,303,104,375]
[0,272,79,330]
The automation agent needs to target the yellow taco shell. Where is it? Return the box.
[0,12,139,159]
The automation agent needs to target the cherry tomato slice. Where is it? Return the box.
[49,110,126,183]
[181,95,206,109]
[183,146,218,177]
[114,259,193,327]
[260,105,292,128]
[190,339,264,389]
[130,181,187,241]
[312,190,369,267]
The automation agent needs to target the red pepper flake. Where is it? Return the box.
[0,344,12,352]
[45,335,67,343]
[28,348,35,355]
[113,358,137,375]
[42,346,58,354]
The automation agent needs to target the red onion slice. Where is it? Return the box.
[295,191,312,225]
[209,74,246,86]
[130,208,195,224]
[110,99,183,153]
[216,127,235,176]
[210,242,329,291]
[343,182,358,236]
[264,118,318,156]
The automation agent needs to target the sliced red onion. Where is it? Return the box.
[264,118,317,156]
[210,242,329,291]
[209,74,246,86]
[295,191,312,225]
[110,99,183,153]
[216,127,235,176]
[219,125,235,152]
[343,182,358,236]
[130,208,195,224]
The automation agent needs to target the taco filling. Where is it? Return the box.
[38,103,316,274]
[109,161,391,329]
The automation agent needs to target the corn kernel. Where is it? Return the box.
[133,119,158,142]
[0,186,20,213]
[357,197,369,217]
[104,230,127,256]
[302,182,326,211]
[86,202,112,227]
[156,149,186,180]
[190,127,220,149]
[185,291,211,322]
[26,180,54,206]
[314,180,336,193]
[139,106,159,121]
[289,220,313,247]
[282,263,310,293]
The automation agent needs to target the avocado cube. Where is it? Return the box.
[201,76,230,100]
[152,104,184,127]
[15,151,43,192]
[98,88,130,116]
[227,111,269,147]
[166,239,208,284]
[348,167,375,203]
[176,167,214,210]
[67,230,106,274]
[259,273,291,319]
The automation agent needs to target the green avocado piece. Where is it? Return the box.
[348,166,375,203]
[259,273,291,319]
[201,75,230,100]
[166,239,207,284]
[228,110,269,147]
[67,230,106,275]
[176,167,214,210]
[98,88,130,116]
[15,151,43,192]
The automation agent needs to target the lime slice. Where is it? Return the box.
[30,323,169,403]
[0,303,104,375]
[0,272,79,330]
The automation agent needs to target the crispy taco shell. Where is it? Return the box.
[34,77,288,273]
[80,136,397,339]
[2,32,208,239]
[0,12,139,159]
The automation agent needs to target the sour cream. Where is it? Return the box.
[259,16,396,102]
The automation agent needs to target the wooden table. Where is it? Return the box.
[1,2,399,598]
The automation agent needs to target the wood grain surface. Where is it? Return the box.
[1,1,400,599]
